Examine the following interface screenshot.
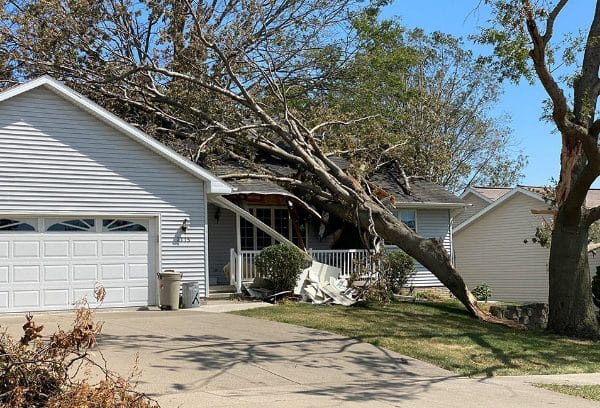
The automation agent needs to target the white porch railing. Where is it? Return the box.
[308,249,371,278]
[231,248,372,290]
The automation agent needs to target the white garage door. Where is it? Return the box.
[0,217,151,312]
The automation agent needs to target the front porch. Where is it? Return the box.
[207,195,371,293]
[227,248,371,292]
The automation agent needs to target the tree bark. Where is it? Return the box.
[547,209,600,338]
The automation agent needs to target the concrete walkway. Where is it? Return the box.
[0,307,597,407]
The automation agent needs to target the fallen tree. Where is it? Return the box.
[0,0,505,322]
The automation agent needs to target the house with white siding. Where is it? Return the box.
[0,76,465,313]
[455,186,600,302]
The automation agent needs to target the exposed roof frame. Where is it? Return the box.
[224,190,322,220]
[454,187,546,233]
[0,76,232,194]
[209,195,297,247]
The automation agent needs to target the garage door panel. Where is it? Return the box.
[73,264,97,281]
[13,265,40,283]
[13,290,39,307]
[103,287,126,304]
[73,240,98,257]
[14,241,40,258]
[44,289,69,306]
[129,287,148,302]
[44,265,69,282]
[72,288,95,305]
[101,264,125,280]
[102,240,125,256]
[129,240,147,256]
[0,292,8,308]
[0,242,8,258]
[0,266,7,283]
[129,263,148,279]
[45,241,69,257]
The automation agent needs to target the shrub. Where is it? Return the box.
[381,250,416,294]
[254,244,310,292]
[472,282,493,303]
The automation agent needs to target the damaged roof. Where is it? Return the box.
[212,158,465,208]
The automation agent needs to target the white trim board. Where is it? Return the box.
[0,76,232,194]
[454,187,546,233]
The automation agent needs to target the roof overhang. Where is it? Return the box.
[222,190,322,220]
[455,187,546,234]
[0,76,232,194]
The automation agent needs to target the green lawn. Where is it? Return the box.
[534,384,600,401]
[233,301,600,376]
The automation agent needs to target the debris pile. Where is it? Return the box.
[241,261,357,306]
[294,262,356,306]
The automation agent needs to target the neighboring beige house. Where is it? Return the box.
[454,186,600,302]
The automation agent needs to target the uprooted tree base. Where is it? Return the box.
[0,303,159,407]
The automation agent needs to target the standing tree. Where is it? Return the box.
[316,12,526,193]
[479,0,600,338]
[1,0,507,322]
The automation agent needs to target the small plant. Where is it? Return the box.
[472,282,493,303]
[381,250,416,294]
[352,250,416,303]
[255,244,310,292]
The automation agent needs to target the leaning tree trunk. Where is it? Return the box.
[547,209,599,338]
[317,198,509,323]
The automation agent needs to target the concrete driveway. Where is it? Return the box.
[0,307,597,407]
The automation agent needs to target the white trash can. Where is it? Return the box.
[158,270,182,310]
[182,281,201,309]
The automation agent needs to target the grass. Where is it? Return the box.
[233,300,600,377]
[534,384,600,401]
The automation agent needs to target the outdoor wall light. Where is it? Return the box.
[181,218,189,233]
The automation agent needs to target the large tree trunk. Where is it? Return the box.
[317,198,509,323]
[547,209,599,338]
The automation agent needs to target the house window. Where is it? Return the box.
[239,207,308,250]
[393,210,417,232]
[0,219,35,232]
[46,219,95,232]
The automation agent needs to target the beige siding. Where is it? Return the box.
[454,193,490,226]
[454,193,549,302]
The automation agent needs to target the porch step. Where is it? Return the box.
[210,285,237,300]
[210,285,236,293]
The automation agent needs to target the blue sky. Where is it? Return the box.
[384,1,595,187]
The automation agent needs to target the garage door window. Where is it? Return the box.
[103,219,147,232]
[0,218,36,231]
[46,219,95,232]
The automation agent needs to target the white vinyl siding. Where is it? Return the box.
[207,204,236,284]
[454,193,491,226]
[0,87,208,299]
[454,193,549,302]
[408,209,451,287]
